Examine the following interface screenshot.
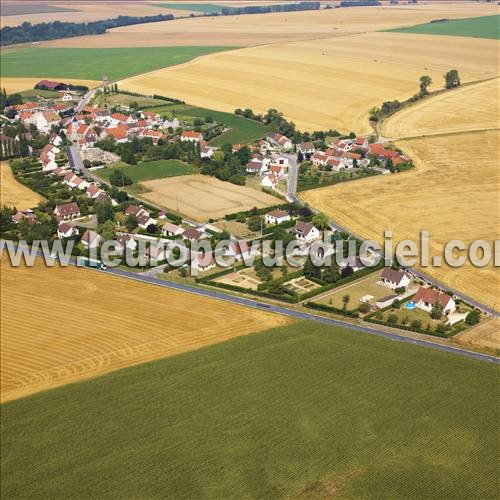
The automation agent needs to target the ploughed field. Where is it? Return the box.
[302,129,500,309]
[138,173,280,221]
[381,78,500,139]
[0,161,44,211]
[121,31,498,134]
[1,321,498,498]
[0,259,292,402]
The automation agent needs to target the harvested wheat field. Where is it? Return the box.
[455,318,500,352]
[0,1,195,27]
[41,3,499,47]
[122,32,498,133]
[0,77,100,95]
[139,174,279,221]
[0,161,44,210]
[302,130,500,308]
[381,78,500,139]
[0,259,292,402]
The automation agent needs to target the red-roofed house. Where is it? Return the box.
[104,126,129,143]
[180,130,203,143]
[40,144,60,171]
[413,287,456,315]
[54,202,80,220]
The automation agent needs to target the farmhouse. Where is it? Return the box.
[81,230,103,250]
[294,221,320,243]
[413,287,456,315]
[265,209,290,225]
[54,202,80,221]
[180,131,203,143]
[380,268,411,289]
[35,80,67,91]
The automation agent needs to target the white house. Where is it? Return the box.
[162,221,184,237]
[379,268,411,289]
[180,130,203,143]
[191,251,216,273]
[266,132,292,150]
[57,222,78,239]
[297,142,315,157]
[413,287,456,315]
[265,209,291,225]
[40,143,60,171]
[116,234,138,252]
[294,221,320,243]
[261,173,279,189]
[31,110,60,133]
[81,229,102,249]
[375,295,399,309]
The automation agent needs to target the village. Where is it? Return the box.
[0,79,482,339]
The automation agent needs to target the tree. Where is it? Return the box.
[419,75,432,96]
[256,266,272,282]
[312,212,329,230]
[98,220,116,241]
[125,214,137,232]
[410,319,422,330]
[387,313,398,324]
[247,216,262,232]
[465,310,480,326]
[444,69,460,89]
[95,201,114,224]
[392,299,400,309]
[430,301,444,320]
[342,294,350,311]
[109,169,132,187]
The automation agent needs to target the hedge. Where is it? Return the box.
[305,301,360,318]
[224,203,290,221]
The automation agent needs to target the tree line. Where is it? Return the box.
[1,14,174,45]
[218,2,320,15]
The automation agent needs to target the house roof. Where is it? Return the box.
[183,227,203,240]
[267,209,289,219]
[36,79,65,89]
[81,229,101,245]
[380,268,408,284]
[126,204,141,216]
[295,221,315,236]
[369,143,399,159]
[413,287,453,308]
[105,126,128,141]
[181,130,203,140]
[299,142,314,150]
[55,202,79,216]
[57,222,73,234]
[42,110,61,123]
[162,221,182,233]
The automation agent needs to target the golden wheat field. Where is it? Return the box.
[122,32,499,134]
[139,174,279,221]
[381,78,500,139]
[0,77,101,95]
[455,318,500,352]
[302,130,500,308]
[0,260,293,402]
[0,161,45,210]
[41,3,499,47]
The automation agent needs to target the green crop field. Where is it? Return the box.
[154,3,226,13]
[96,159,196,183]
[387,15,499,40]
[1,321,498,498]
[0,47,236,81]
[147,103,269,145]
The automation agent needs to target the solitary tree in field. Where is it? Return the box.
[419,75,432,95]
[444,69,461,89]
[342,294,350,311]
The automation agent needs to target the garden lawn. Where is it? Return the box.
[146,103,269,145]
[96,159,196,183]
[1,321,498,498]
[387,15,499,40]
[154,3,226,13]
[0,47,236,81]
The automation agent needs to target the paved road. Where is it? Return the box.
[2,241,498,364]
[74,87,99,113]
[283,153,298,202]
[102,267,499,365]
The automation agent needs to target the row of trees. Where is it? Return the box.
[219,2,320,16]
[370,70,461,121]
[1,14,174,45]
